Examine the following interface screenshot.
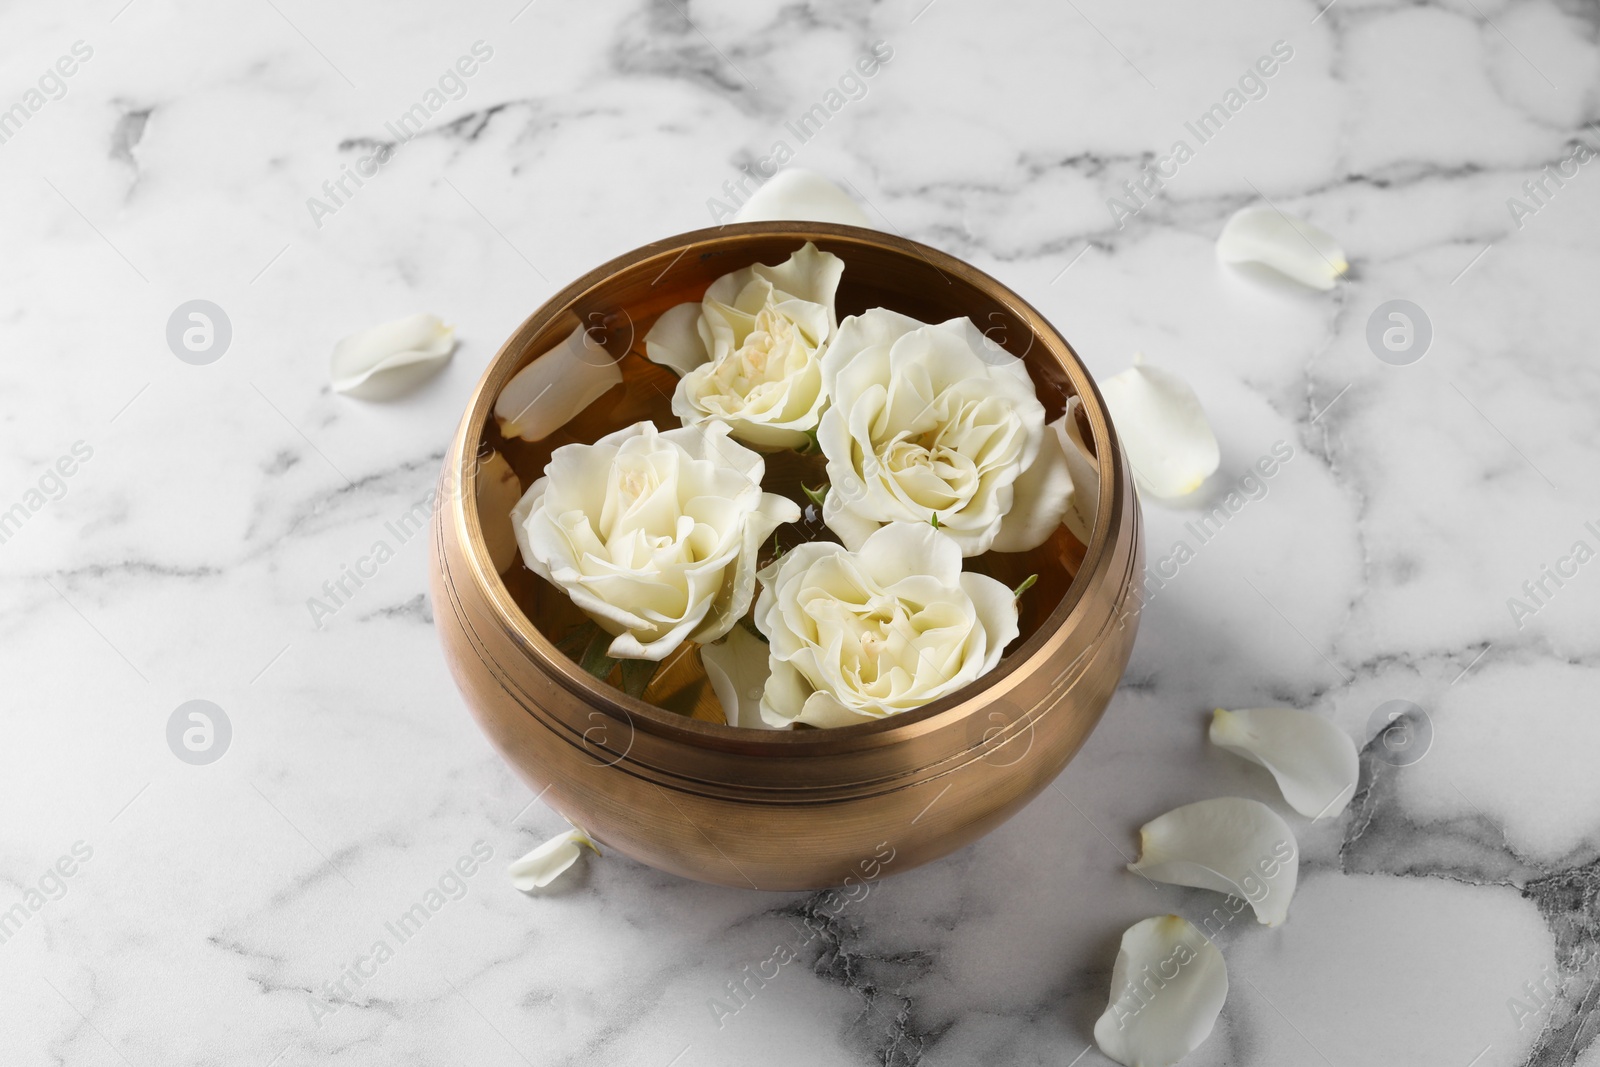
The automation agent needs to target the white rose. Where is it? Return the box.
[818,308,1075,556]
[511,421,800,661]
[755,522,1020,728]
[644,241,843,450]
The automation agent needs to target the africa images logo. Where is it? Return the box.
[305,41,495,229]
[0,40,93,146]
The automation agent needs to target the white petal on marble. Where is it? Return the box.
[1093,915,1229,1067]
[508,827,600,891]
[732,168,873,227]
[1210,707,1360,820]
[700,625,775,729]
[1101,356,1220,500]
[1056,397,1100,545]
[473,450,522,574]
[330,313,456,400]
[1216,204,1349,291]
[1128,797,1299,926]
[494,323,624,441]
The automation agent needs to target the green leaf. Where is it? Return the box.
[618,658,659,699]
[556,620,601,659]
[930,512,941,529]
[579,628,619,680]
[1012,573,1039,599]
[802,482,829,508]
[800,427,822,454]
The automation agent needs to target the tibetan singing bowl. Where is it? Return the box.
[429,222,1144,890]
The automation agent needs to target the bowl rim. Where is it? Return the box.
[444,221,1130,752]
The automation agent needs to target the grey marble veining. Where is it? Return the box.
[1,0,1598,1064]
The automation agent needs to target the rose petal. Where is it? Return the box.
[754,522,1016,728]
[474,450,522,574]
[1093,915,1228,1067]
[732,168,872,227]
[648,243,843,451]
[1210,707,1359,820]
[1057,397,1100,544]
[1216,204,1348,291]
[958,571,1022,669]
[643,302,711,378]
[753,238,846,314]
[1127,797,1299,926]
[507,826,600,891]
[1101,356,1220,499]
[494,323,623,441]
[791,688,865,729]
[513,422,797,664]
[990,412,1076,553]
[854,518,963,587]
[331,313,456,400]
[701,626,776,729]
[818,308,1050,556]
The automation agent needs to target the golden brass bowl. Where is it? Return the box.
[428,222,1143,890]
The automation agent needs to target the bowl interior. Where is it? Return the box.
[454,223,1117,747]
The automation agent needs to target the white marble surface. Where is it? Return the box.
[2,0,1597,1064]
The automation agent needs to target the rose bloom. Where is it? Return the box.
[511,421,799,661]
[818,308,1074,556]
[644,242,842,450]
[755,522,1020,728]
